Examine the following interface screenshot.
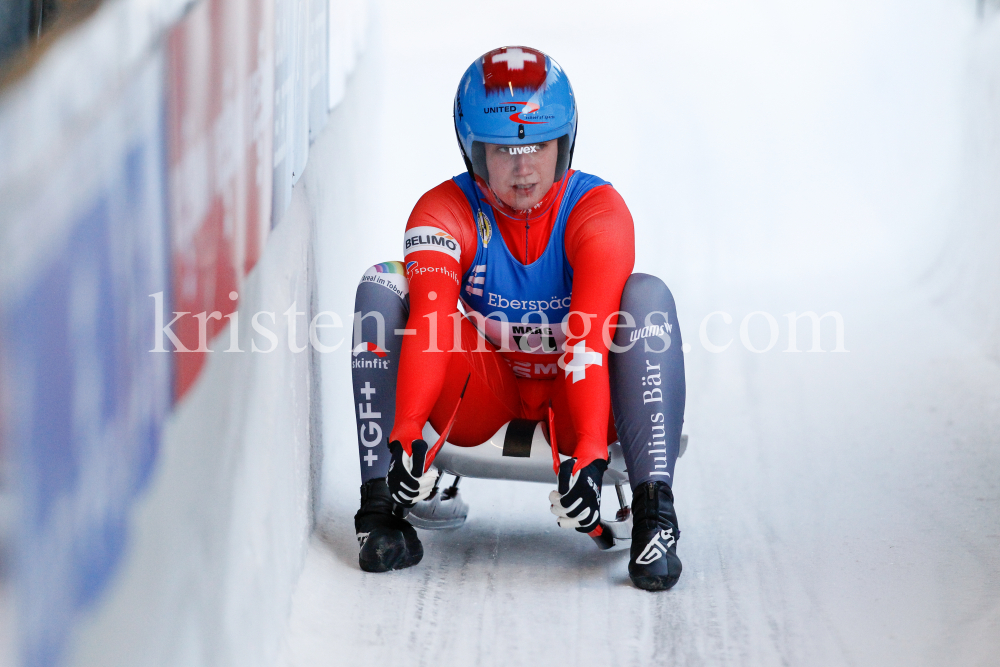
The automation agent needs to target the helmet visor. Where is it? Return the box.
[470,134,573,210]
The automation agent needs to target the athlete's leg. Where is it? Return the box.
[350,263,424,572]
[351,264,522,473]
[351,263,528,574]
[427,315,521,446]
[609,273,686,490]
[608,273,685,591]
[546,373,620,457]
[351,263,410,482]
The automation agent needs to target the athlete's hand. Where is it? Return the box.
[387,439,440,508]
[549,457,608,533]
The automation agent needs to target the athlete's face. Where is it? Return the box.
[484,140,558,210]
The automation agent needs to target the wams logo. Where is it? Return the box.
[630,323,671,342]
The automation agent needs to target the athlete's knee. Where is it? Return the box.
[354,261,410,350]
[356,261,410,298]
[355,262,410,313]
[622,273,676,313]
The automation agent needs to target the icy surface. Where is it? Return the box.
[281,1,1000,665]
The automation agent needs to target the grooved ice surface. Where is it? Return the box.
[285,1,1000,665]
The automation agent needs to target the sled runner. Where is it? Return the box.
[407,418,688,552]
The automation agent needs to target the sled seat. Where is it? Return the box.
[422,419,631,485]
[409,419,688,550]
[422,419,687,485]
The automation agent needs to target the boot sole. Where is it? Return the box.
[629,572,681,591]
[359,535,424,573]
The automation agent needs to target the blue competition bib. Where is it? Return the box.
[452,171,609,364]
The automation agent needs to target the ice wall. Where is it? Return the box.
[0,1,370,666]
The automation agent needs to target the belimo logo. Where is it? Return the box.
[404,231,458,254]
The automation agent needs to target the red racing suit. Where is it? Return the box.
[389,170,635,471]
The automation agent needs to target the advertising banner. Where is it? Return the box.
[328,0,369,109]
[308,0,329,143]
[273,0,311,221]
[166,0,275,399]
[0,58,170,667]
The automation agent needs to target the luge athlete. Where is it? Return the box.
[350,46,686,591]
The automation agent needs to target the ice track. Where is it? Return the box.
[279,1,1000,665]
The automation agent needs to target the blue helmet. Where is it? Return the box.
[454,46,578,183]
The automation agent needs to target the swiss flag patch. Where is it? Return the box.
[482,47,547,95]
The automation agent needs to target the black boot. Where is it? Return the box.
[628,481,682,591]
[354,478,423,572]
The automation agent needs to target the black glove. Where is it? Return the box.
[548,457,608,533]
[387,439,440,508]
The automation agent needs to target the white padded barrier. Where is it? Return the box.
[0,1,371,666]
